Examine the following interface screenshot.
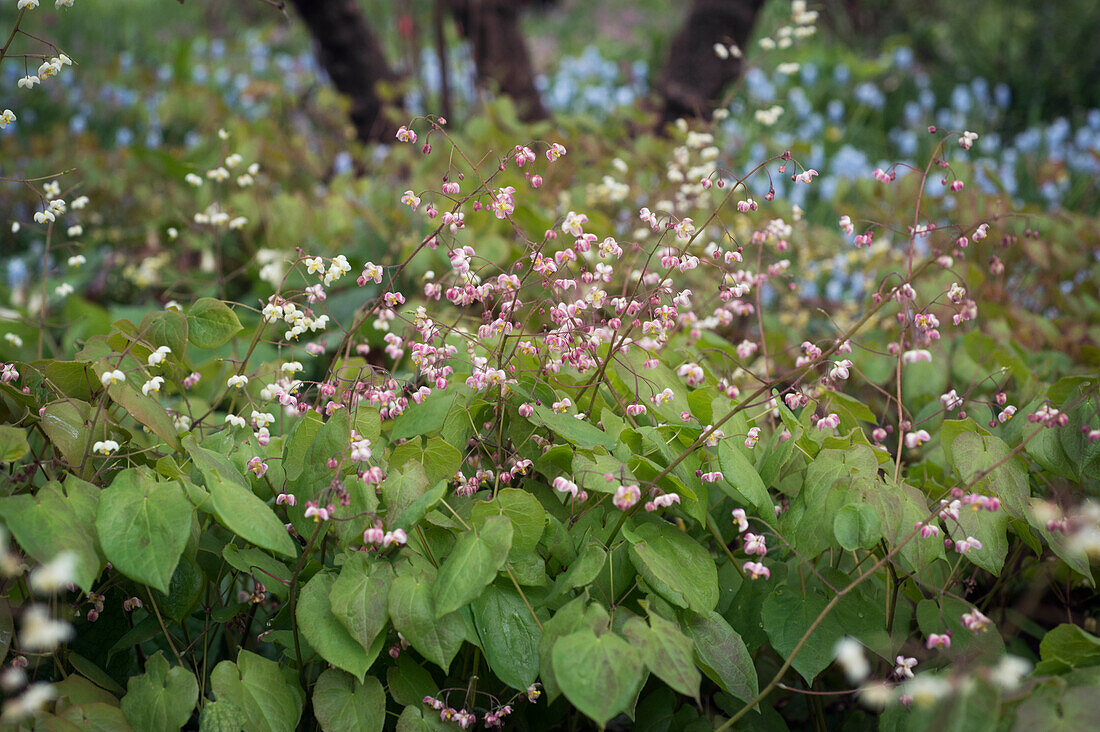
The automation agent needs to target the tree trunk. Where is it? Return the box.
[656,0,767,128]
[289,0,400,143]
[448,0,549,122]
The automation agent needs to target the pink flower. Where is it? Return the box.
[743,532,767,556]
[276,492,297,507]
[917,522,940,539]
[744,561,770,580]
[926,632,952,650]
[396,125,417,143]
[745,427,761,449]
[894,656,917,679]
[613,484,640,510]
[246,457,267,478]
[364,525,385,545]
[961,609,991,632]
[546,143,567,162]
[304,502,332,522]
[955,536,983,554]
[732,508,749,533]
[383,529,407,548]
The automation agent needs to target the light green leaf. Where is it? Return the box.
[297,572,381,681]
[470,488,546,558]
[627,521,718,613]
[717,440,773,516]
[0,476,103,592]
[312,669,385,732]
[96,468,191,593]
[329,553,393,652]
[141,310,188,357]
[119,652,198,732]
[388,572,466,671]
[187,298,242,349]
[210,651,304,732]
[183,435,296,558]
[432,516,513,617]
[552,629,646,728]
[0,425,29,462]
[833,503,882,551]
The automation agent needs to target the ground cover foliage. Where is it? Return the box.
[0,1,1099,730]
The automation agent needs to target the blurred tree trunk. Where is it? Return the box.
[289,0,399,143]
[656,0,767,127]
[447,0,549,122]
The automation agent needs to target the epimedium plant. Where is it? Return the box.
[2,5,1100,732]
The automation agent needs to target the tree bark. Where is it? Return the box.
[448,0,548,122]
[656,0,767,128]
[289,0,400,143]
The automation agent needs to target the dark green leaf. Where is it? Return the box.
[119,652,198,732]
[210,651,304,732]
[552,629,646,727]
[297,571,381,681]
[472,585,542,690]
[627,521,718,613]
[329,553,393,652]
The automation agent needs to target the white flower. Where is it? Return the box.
[173,414,191,432]
[185,173,203,187]
[834,637,870,682]
[17,75,40,89]
[71,195,89,209]
[2,682,56,721]
[17,0,40,11]
[250,410,275,429]
[100,369,125,386]
[92,440,119,455]
[4,333,23,347]
[33,211,55,224]
[280,361,303,374]
[66,225,82,238]
[226,374,249,389]
[146,345,172,366]
[228,216,248,230]
[0,109,16,129]
[19,605,73,652]
[67,255,86,268]
[142,376,165,396]
[54,282,73,297]
[224,414,246,429]
[29,552,77,594]
[224,153,242,168]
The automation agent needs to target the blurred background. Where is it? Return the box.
[1,0,1098,322]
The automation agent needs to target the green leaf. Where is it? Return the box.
[381,462,431,529]
[432,516,513,617]
[1036,624,1100,674]
[56,703,134,731]
[329,553,393,652]
[682,610,758,704]
[470,488,546,558]
[552,629,646,728]
[621,613,701,701]
[0,425,29,462]
[0,476,103,592]
[221,545,291,601]
[210,651,304,732]
[390,389,458,440]
[388,572,466,671]
[531,405,617,450]
[120,652,197,732]
[183,435,296,558]
[472,584,543,690]
[717,440,773,515]
[395,706,451,732]
[950,431,1030,519]
[149,555,203,621]
[39,399,100,465]
[627,521,718,613]
[93,360,182,452]
[96,468,191,593]
[187,298,242,349]
[297,571,381,681]
[198,700,246,732]
[141,310,188,357]
[833,503,882,551]
[312,669,385,732]
[762,582,837,680]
